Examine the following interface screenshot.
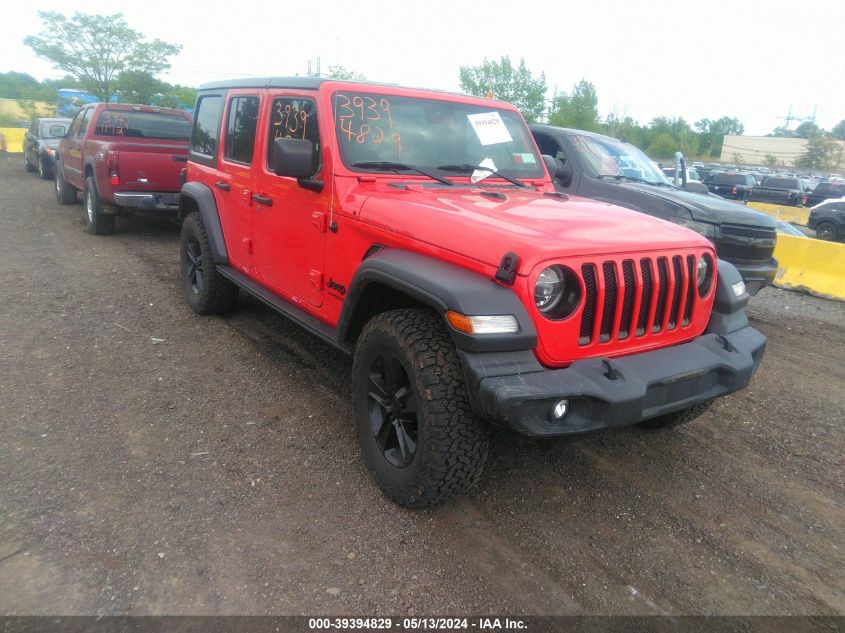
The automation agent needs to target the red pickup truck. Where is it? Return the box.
[55,103,192,234]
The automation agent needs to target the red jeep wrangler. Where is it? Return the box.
[55,103,192,234]
[179,78,766,507]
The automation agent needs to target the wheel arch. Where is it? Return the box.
[179,181,228,264]
[337,248,537,353]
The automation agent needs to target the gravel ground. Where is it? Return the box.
[0,154,843,616]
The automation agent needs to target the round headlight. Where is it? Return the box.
[697,254,714,297]
[535,266,564,313]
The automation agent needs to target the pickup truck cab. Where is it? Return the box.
[179,78,766,507]
[55,103,192,234]
[24,117,71,179]
[703,171,756,201]
[748,176,808,207]
[529,125,778,295]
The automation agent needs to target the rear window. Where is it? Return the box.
[713,174,748,185]
[94,110,191,141]
[764,177,798,188]
[40,121,68,138]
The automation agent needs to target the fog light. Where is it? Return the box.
[549,399,570,422]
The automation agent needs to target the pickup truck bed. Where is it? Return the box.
[748,176,807,207]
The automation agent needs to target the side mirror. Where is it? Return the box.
[683,181,709,194]
[542,154,573,188]
[272,137,316,179]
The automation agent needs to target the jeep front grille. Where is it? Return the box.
[578,255,698,346]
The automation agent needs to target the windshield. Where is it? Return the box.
[40,121,68,138]
[332,91,544,179]
[571,134,671,185]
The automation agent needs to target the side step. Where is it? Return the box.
[217,265,351,355]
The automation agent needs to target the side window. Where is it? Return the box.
[191,95,223,157]
[533,132,562,161]
[268,97,321,172]
[224,96,260,164]
[78,108,94,136]
[68,111,84,137]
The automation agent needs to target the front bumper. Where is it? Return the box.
[730,257,777,296]
[462,325,766,437]
[113,191,180,212]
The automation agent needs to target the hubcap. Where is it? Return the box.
[818,224,834,239]
[184,237,204,293]
[366,352,418,468]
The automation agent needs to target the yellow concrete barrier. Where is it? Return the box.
[0,127,26,153]
[773,234,845,301]
[747,201,810,226]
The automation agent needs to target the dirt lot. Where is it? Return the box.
[0,154,842,616]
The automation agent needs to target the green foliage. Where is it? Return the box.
[115,71,165,104]
[832,119,845,141]
[325,65,366,81]
[646,133,677,158]
[695,116,744,157]
[548,80,600,131]
[24,11,181,102]
[795,135,844,170]
[458,56,546,122]
[794,121,822,139]
[763,154,780,168]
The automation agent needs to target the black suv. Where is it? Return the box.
[704,172,756,201]
[529,125,778,295]
[24,117,71,180]
[808,199,845,241]
[806,182,845,207]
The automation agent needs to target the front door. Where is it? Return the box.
[253,92,327,308]
[64,107,93,189]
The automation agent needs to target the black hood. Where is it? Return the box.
[620,182,776,228]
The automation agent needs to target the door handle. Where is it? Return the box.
[252,194,273,207]
[214,181,230,191]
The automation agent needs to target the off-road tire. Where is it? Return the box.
[635,400,713,430]
[180,212,239,315]
[82,176,115,235]
[352,308,490,508]
[25,155,35,172]
[815,221,838,242]
[55,162,76,205]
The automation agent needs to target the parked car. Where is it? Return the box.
[177,77,766,507]
[748,176,808,206]
[24,117,72,179]
[808,198,845,241]
[703,172,756,202]
[0,132,6,153]
[55,103,192,234]
[529,125,777,295]
[805,181,845,207]
[662,166,700,182]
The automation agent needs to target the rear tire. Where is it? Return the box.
[82,176,115,235]
[635,400,713,430]
[815,221,838,242]
[352,308,490,508]
[38,157,51,180]
[55,162,76,205]
[180,212,239,315]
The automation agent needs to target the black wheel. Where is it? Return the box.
[352,308,489,507]
[180,212,239,315]
[82,176,115,235]
[25,154,35,172]
[635,400,713,430]
[38,157,51,180]
[55,162,76,205]
[815,221,838,242]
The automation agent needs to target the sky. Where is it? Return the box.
[2,0,843,136]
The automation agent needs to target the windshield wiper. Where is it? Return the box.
[436,163,529,188]
[351,161,454,186]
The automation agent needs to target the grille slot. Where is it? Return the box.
[717,223,776,263]
[579,254,698,347]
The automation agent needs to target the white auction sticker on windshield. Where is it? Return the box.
[467,111,513,146]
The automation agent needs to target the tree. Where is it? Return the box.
[548,80,600,131]
[24,11,181,102]
[832,119,845,141]
[794,121,823,139]
[325,65,365,81]
[763,154,780,168]
[458,56,546,122]
[646,133,677,158]
[695,116,744,157]
[115,71,166,104]
[795,135,844,171]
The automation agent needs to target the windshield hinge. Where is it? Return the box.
[495,252,520,285]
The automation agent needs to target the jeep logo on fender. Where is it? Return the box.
[327,277,346,296]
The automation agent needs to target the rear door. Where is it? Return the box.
[253,91,328,307]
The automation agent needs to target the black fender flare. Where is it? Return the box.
[337,248,537,353]
[706,259,750,335]
[179,181,228,264]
